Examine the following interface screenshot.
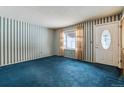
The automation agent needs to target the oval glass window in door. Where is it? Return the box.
[101,30,111,49]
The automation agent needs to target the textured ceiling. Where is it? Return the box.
[0,6,123,29]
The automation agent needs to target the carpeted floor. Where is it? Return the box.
[0,55,124,87]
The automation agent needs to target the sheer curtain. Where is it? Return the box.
[59,29,64,56]
[75,24,84,60]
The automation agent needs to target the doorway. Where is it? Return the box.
[94,22,120,67]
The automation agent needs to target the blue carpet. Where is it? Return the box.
[0,55,124,87]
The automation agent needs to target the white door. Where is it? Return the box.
[94,22,120,67]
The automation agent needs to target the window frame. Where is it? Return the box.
[64,31,76,50]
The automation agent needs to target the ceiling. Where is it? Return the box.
[0,6,123,29]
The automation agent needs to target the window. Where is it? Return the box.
[101,30,111,49]
[64,31,76,50]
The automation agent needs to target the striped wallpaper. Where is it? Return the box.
[83,13,122,62]
[0,13,122,67]
[0,17,54,66]
[55,13,122,62]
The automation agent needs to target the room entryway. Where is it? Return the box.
[94,22,120,67]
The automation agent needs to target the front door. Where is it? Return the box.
[94,22,120,67]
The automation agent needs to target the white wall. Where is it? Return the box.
[53,30,60,55]
[0,16,54,66]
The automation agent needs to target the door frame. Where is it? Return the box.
[93,21,121,68]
